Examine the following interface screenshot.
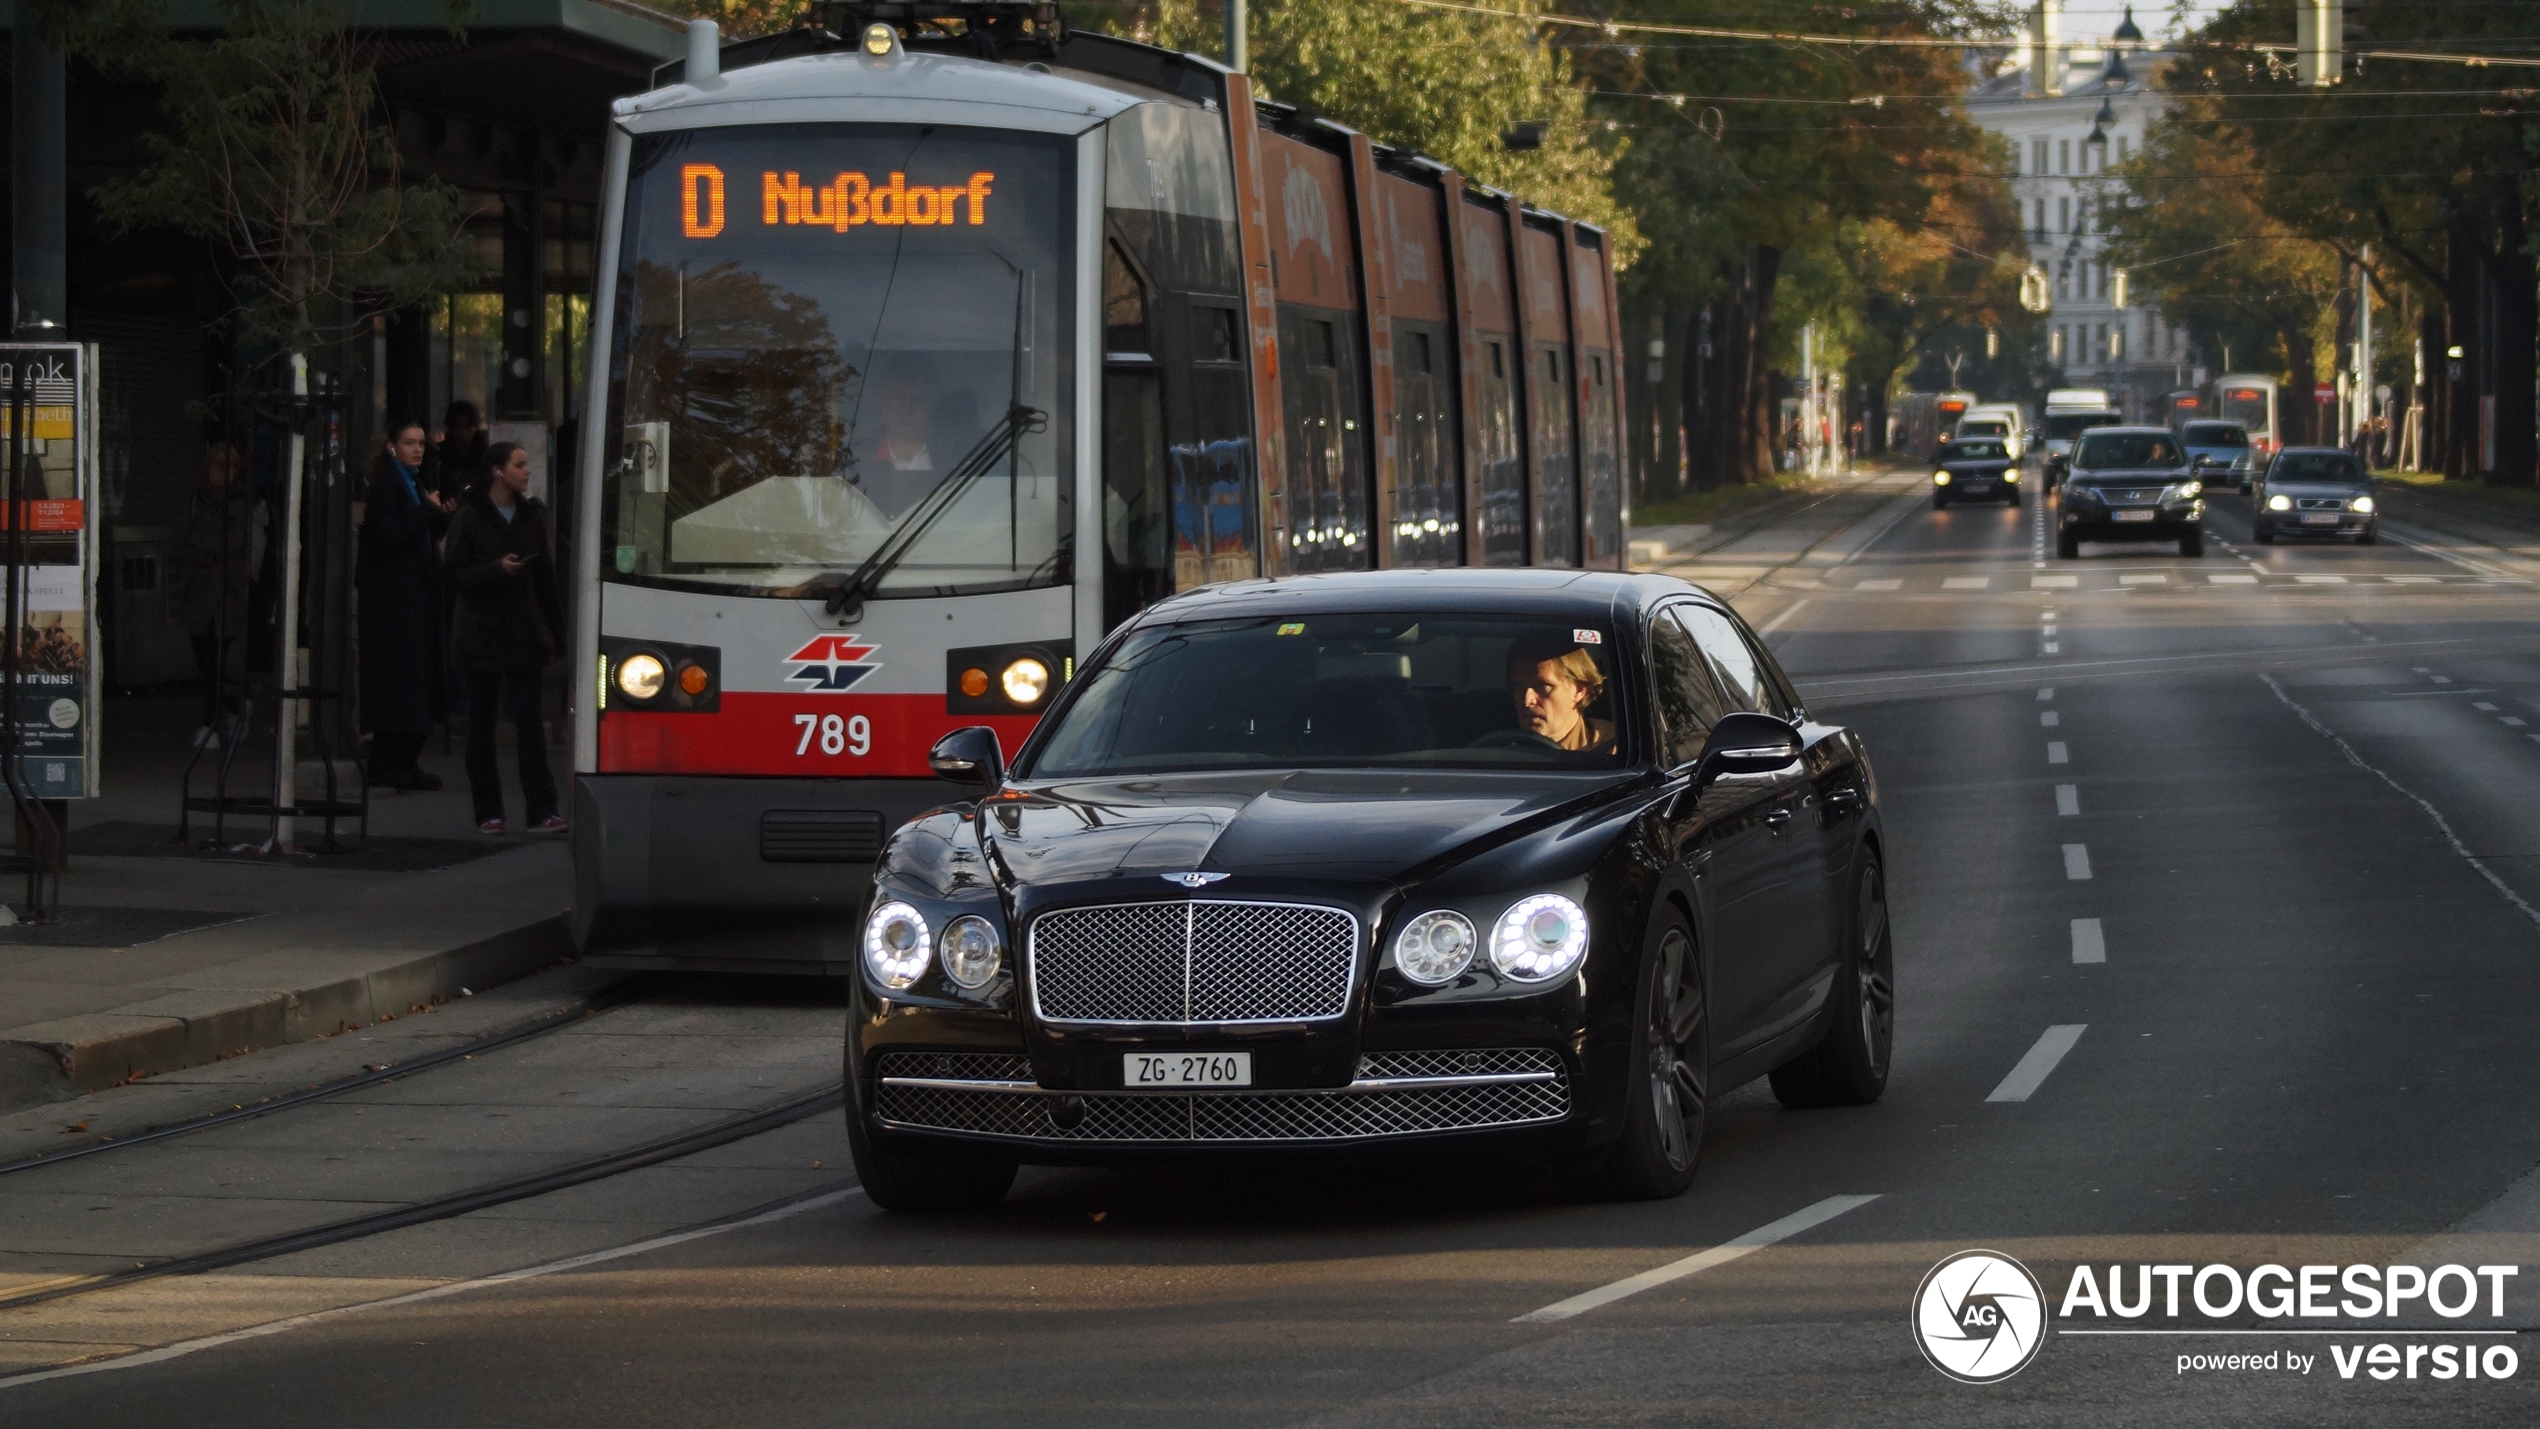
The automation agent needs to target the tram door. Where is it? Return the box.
[1101,102,1259,632]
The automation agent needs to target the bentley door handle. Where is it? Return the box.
[1762,807,1794,829]
[1826,788,1863,813]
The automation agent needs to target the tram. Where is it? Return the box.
[2208,374,2279,459]
[568,2,1632,972]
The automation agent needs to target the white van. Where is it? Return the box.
[1955,404,2026,460]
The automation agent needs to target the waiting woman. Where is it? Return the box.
[444,441,566,835]
[357,421,450,789]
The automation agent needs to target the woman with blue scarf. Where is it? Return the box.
[357,421,453,789]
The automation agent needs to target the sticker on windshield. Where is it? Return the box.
[1573,629,1603,645]
[1276,622,1306,636]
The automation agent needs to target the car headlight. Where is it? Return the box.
[2267,493,2292,512]
[1394,909,1478,986]
[938,914,1002,989]
[2179,479,2202,498]
[614,652,665,701]
[862,900,931,990]
[2004,469,2019,482]
[2351,495,2375,514]
[1490,893,1590,983]
[1932,470,1950,485]
[1000,656,1050,705]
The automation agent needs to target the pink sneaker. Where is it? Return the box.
[478,818,507,836]
[529,815,569,835]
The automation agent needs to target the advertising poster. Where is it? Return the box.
[0,343,97,798]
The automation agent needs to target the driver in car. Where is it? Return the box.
[1507,636,1616,754]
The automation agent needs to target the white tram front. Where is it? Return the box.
[571,2,1630,973]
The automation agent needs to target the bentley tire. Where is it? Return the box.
[1769,852,1895,1109]
[1601,909,1708,1201]
[846,1085,1017,1212]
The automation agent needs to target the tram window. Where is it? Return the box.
[1489,341,1504,379]
[1104,240,1151,358]
[1192,304,1241,363]
[1406,331,1433,375]
[1103,369,1171,629]
[1305,319,1337,370]
[1543,349,1561,385]
[1591,354,1605,388]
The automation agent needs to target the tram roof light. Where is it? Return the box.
[863,22,900,56]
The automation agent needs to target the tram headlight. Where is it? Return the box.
[614,652,666,701]
[938,915,1003,989]
[863,901,931,990]
[1001,657,1051,706]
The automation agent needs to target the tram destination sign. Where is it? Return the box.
[679,162,997,236]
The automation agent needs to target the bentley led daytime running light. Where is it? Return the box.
[1490,893,1590,982]
[614,652,665,701]
[1001,656,1051,705]
[863,901,931,989]
[1394,909,1478,986]
[938,915,1003,989]
[2268,493,2292,512]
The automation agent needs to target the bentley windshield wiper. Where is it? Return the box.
[812,400,1049,619]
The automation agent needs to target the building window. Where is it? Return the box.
[2117,135,2130,162]
[2034,198,2047,238]
[2033,138,2048,176]
[2095,323,2109,363]
[2058,197,2071,234]
[2058,138,2070,175]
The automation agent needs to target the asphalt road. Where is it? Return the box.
[6,473,2539,1426]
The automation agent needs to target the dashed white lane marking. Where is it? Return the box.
[2294,574,2349,584]
[1755,598,1812,637]
[2063,844,2093,880]
[1943,576,1991,590]
[2208,573,2260,584]
[2432,676,2454,685]
[2386,575,2440,585]
[2048,741,2069,764]
[1513,1194,1883,1324]
[2413,667,2432,673]
[2119,573,2167,585]
[1853,578,1902,591]
[1988,1025,2088,1103]
[2071,918,2106,965]
[0,1188,873,1388]
[2041,711,2060,727]
[2032,575,2078,589]
[2504,717,2528,728]
[2037,687,2055,701]
[2056,784,2080,816]
[2474,702,2500,712]
[2260,673,2540,931]
[2042,623,2060,637]
[2044,642,2061,654]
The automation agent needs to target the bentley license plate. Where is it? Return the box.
[2111,510,2155,523]
[1125,1052,1252,1087]
[2302,513,2340,525]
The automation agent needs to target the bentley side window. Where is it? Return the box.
[1680,605,1786,718]
[1650,607,1731,767]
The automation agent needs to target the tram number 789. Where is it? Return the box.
[792,712,873,758]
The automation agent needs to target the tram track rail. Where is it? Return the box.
[0,1081,847,1312]
[0,975,675,1180]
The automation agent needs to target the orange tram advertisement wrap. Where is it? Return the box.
[571,1,1630,974]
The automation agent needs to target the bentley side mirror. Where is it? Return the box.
[928,725,1005,792]
[1691,711,1804,783]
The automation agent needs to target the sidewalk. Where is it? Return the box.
[0,694,579,1113]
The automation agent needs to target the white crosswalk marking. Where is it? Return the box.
[2032,575,2078,589]
[1853,578,1902,591]
[2208,573,2260,584]
[1942,576,1990,590]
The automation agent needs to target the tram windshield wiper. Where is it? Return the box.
[812,400,1049,618]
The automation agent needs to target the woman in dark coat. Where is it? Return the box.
[357,420,451,789]
[444,440,566,835]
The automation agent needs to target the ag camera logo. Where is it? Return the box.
[1914,1250,2048,1383]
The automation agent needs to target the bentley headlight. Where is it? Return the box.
[1001,656,1051,705]
[1932,470,1951,485]
[2268,493,2292,512]
[862,900,931,989]
[938,915,1003,989]
[2352,495,2375,514]
[1394,910,1478,986]
[1490,893,1590,983]
[614,652,665,701]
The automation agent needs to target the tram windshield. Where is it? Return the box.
[600,123,1074,598]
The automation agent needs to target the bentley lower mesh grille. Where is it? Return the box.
[1028,901,1358,1025]
[872,1049,1568,1143]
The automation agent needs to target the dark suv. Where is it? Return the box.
[2056,426,2207,558]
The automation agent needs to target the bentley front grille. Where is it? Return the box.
[1028,900,1359,1025]
[871,1048,1568,1143]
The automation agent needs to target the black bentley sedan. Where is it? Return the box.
[845,571,1892,1210]
[2055,426,2207,558]
[1932,436,2021,508]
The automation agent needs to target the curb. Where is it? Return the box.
[0,915,576,1099]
